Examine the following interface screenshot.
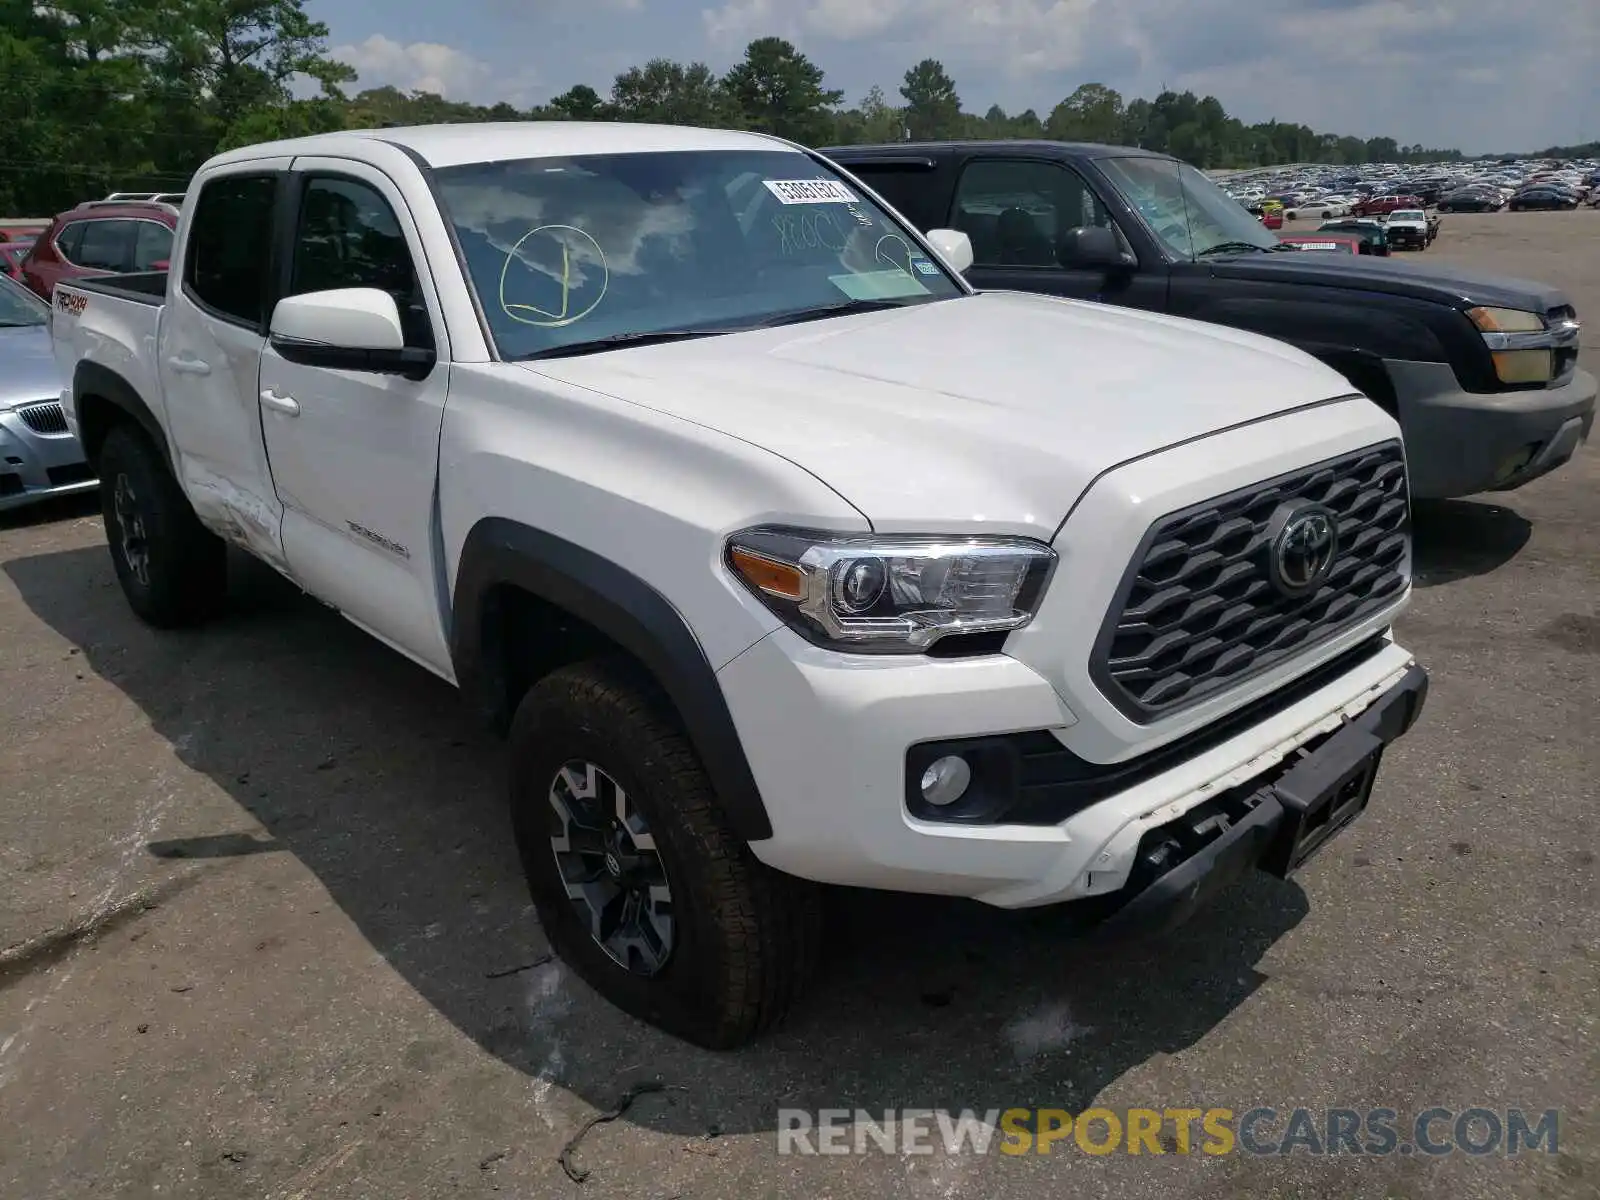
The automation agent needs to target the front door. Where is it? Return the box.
[256,159,454,676]
[948,157,1169,310]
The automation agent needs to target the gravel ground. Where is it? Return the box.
[2,209,1596,1200]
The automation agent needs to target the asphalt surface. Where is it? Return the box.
[2,209,1597,1199]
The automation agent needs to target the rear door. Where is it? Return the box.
[159,163,292,569]
[256,158,453,675]
[946,156,1169,309]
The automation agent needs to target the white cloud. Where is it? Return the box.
[702,0,1093,73]
[331,34,540,106]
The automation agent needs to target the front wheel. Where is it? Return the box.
[508,659,822,1048]
[98,423,226,628]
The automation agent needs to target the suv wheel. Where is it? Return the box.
[98,423,226,627]
[508,658,822,1048]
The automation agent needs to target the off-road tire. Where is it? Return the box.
[98,422,226,627]
[508,657,823,1049]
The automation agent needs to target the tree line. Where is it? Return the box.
[2,0,1475,217]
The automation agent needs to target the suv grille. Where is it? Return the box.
[1548,304,1579,383]
[18,402,68,435]
[1093,441,1409,722]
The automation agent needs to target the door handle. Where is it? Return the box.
[167,355,211,376]
[260,388,300,416]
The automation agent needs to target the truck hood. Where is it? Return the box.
[0,324,61,410]
[1210,251,1570,313]
[524,290,1356,536]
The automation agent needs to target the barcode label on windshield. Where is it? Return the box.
[764,179,858,205]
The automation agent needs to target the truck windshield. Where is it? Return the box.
[1098,157,1281,259]
[432,149,965,360]
[0,275,47,326]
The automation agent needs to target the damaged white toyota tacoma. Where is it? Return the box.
[50,122,1428,1047]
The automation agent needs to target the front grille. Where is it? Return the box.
[1093,441,1409,722]
[18,401,68,435]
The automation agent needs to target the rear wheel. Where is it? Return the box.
[508,658,822,1048]
[98,423,226,627]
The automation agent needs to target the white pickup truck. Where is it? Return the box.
[51,122,1428,1047]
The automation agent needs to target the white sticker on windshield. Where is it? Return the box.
[764,179,859,205]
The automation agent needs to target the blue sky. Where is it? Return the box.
[313,0,1599,153]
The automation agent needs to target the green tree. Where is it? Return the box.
[549,83,608,120]
[722,37,841,143]
[610,58,738,126]
[1046,83,1125,144]
[142,0,354,137]
[899,58,960,140]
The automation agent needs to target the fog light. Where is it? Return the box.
[1492,443,1538,484]
[920,755,972,806]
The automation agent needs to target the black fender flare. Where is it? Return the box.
[451,517,773,843]
[71,360,175,472]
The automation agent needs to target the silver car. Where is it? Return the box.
[0,274,95,512]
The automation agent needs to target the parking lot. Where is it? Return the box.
[2,209,1596,1200]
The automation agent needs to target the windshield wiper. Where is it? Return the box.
[519,327,728,361]
[1195,241,1275,258]
[755,297,921,329]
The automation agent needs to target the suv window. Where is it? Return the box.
[186,175,278,325]
[288,176,430,346]
[132,221,174,270]
[55,221,87,262]
[951,159,1121,268]
[839,161,940,228]
[75,219,134,271]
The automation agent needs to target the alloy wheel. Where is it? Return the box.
[113,472,150,587]
[547,760,675,976]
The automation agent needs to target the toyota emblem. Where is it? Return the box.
[1268,503,1339,596]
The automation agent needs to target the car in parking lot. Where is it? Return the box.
[18,200,177,301]
[0,273,93,511]
[1,240,33,281]
[1275,232,1363,254]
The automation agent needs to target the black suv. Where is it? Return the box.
[825,140,1594,500]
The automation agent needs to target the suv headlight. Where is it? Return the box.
[726,527,1056,653]
[1466,306,1575,384]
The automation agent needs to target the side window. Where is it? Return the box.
[55,221,87,263]
[289,176,430,347]
[132,222,173,270]
[952,160,1122,268]
[75,220,135,271]
[186,174,277,325]
[846,163,939,229]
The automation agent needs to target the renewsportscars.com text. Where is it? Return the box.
[776,1107,1559,1157]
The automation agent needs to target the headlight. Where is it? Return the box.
[1466,307,1544,334]
[726,527,1056,653]
[1466,307,1561,384]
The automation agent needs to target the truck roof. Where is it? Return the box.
[204,121,794,171]
[823,139,1167,162]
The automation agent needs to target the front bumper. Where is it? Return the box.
[1092,663,1427,940]
[1386,361,1596,498]
[0,406,96,513]
[720,625,1423,911]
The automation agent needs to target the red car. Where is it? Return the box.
[1352,194,1423,218]
[1276,233,1363,255]
[0,240,33,281]
[18,200,177,301]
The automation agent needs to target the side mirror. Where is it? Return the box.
[923,228,974,274]
[269,287,433,379]
[1057,225,1127,270]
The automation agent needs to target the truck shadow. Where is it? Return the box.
[1410,498,1531,587]
[5,544,1311,1137]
